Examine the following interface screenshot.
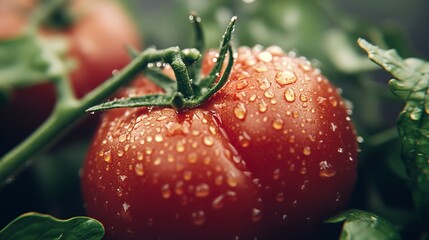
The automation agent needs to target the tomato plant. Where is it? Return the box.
[81,17,358,239]
[0,0,141,151]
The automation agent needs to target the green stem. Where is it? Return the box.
[0,47,198,185]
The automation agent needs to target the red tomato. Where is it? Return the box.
[81,46,358,239]
[0,0,141,150]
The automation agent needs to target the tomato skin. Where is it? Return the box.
[81,46,358,239]
[204,46,358,237]
[0,0,140,150]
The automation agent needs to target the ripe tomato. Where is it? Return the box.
[0,0,141,150]
[81,46,358,239]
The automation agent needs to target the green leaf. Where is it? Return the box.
[86,94,173,112]
[358,38,429,228]
[0,32,69,100]
[0,212,104,240]
[327,209,402,240]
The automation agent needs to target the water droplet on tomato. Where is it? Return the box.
[183,170,192,181]
[319,161,336,178]
[212,194,225,209]
[251,208,263,222]
[264,91,274,99]
[161,184,171,199]
[153,157,162,166]
[236,70,250,80]
[303,146,311,156]
[135,163,144,176]
[103,150,112,163]
[258,51,273,62]
[195,183,210,198]
[210,175,222,186]
[272,168,281,180]
[276,192,285,202]
[191,210,205,225]
[117,150,124,157]
[272,118,284,130]
[329,96,338,107]
[258,99,268,113]
[234,103,247,120]
[118,134,127,143]
[299,93,308,102]
[284,88,295,102]
[137,151,144,161]
[258,78,271,90]
[154,134,163,142]
[175,181,184,195]
[203,136,214,146]
[275,70,297,86]
[238,131,252,148]
[236,80,249,90]
[187,153,198,164]
[176,141,186,152]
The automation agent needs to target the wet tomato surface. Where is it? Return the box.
[81,46,358,239]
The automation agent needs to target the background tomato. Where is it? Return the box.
[0,0,141,153]
[81,46,358,239]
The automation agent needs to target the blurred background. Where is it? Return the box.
[1,0,429,238]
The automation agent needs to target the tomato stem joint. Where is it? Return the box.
[86,14,237,112]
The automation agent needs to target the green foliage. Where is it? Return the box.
[0,212,104,240]
[359,38,429,228]
[327,209,402,240]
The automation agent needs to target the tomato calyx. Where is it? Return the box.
[32,0,74,30]
[86,14,237,112]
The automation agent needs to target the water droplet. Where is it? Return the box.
[187,153,198,164]
[299,93,308,102]
[119,134,127,143]
[258,51,273,62]
[236,71,250,80]
[227,173,238,188]
[103,150,112,163]
[319,161,336,178]
[176,141,186,152]
[259,100,268,113]
[215,175,223,186]
[254,65,268,73]
[203,136,215,146]
[319,168,337,178]
[264,91,274,99]
[251,208,263,222]
[212,194,225,209]
[272,118,284,130]
[329,96,338,107]
[117,150,124,157]
[161,184,171,199]
[191,210,205,225]
[258,78,271,90]
[175,181,184,195]
[276,192,285,202]
[238,131,252,148]
[337,148,344,153]
[153,157,162,166]
[234,103,247,120]
[284,88,295,102]
[195,183,210,198]
[273,168,281,180]
[236,80,249,90]
[249,94,257,102]
[154,134,163,142]
[135,163,144,176]
[137,151,144,161]
[183,170,193,181]
[303,146,311,156]
[275,71,297,86]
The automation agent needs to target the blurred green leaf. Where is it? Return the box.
[0,32,69,102]
[327,209,402,240]
[0,212,104,240]
[359,38,429,228]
